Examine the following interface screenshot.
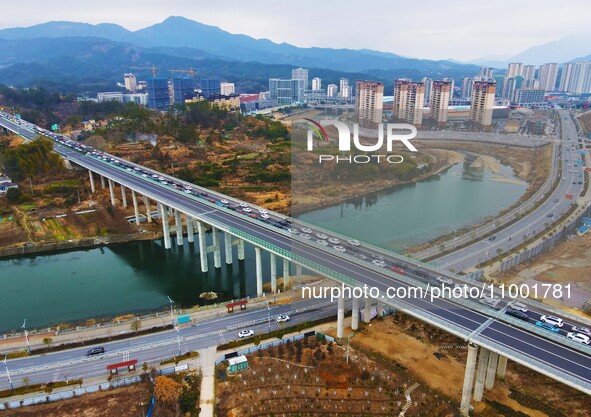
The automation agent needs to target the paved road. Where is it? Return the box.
[1,112,590,394]
[436,110,586,271]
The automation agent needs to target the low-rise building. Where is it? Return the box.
[0,176,18,194]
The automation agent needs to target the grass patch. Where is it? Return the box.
[0,379,82,398]
[160,351,200,365]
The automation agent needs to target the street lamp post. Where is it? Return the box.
[174,326,182,358]
[267,303,271,334]
[3,355,14,394]
[167,296,175,328]
[22,319,30,353]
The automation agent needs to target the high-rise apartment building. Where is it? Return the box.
[393,80,425,125]
[292,68,308,99]
[461,77,473,98]
[355,80,384,127]
[507,63,523,78]
[339,78,350,97]
[422,77,433,104]
[442,77,455,101]
[220,82,235,95]
[327,84,338,97]
[559,62,591,93]
[311,77,322,91]
[513,89,546,107]
[479,67,494,80]
[429,81,451,125]
[201,78,221,98]
[147,78,170,110]
[172,77,195,104]
[124,73,137,92]
[537,63,559,92]
[470,81,496,127]
[522,65,536,80]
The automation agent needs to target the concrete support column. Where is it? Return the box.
[121,185,127,208]
[88,170,95,193]
[296,265,302,276]
[282,258,290,290]
[270,254,277,293]
[143,196,152,223]
[473,348,490,402]
[158,202,171,250]
[460,343,479,416]
[197,221,208,273]
[485,352,499,390]
[224,232,233,264]
[174,210,183,246]
[212,227,221,268]
[108,179,116,206]
[496,356,508,380]
[255,247,263,297]
[100,175,105,189]
[131,190,140,225]
[363,297,371,323]
[186,216,194,243]
[337,293,345,339]
[377,300,384,318]
[351,296,359,331]
[237,239,245,261]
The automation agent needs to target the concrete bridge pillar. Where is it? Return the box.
[143,196,152,223]
[197,221,208,273]
[282,258,290,290]
[88,170,95,193]
[237,239,245,261]
[473,347,490,402]
[120,185,128,208]
[296,265,302,276]
[158,202,171,250]
[337,292,345,339]
[363,297,371,323]
[174,210,183,246]
[255,247,263,297]
[100,175,105,189]
[460,343,479,416]
[108,179,116,206]
[496,355,508,379]
[131,190,140,225]
[351,296,359,331]
[212,227,221,268]
[186,216,194,243]
[485,352,499,390]
[224,232,233,264]
[377,300,384,318]
[270,254,277,293]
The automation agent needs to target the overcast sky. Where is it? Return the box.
[0,0,590,61]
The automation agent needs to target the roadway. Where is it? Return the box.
[1,111,590,394]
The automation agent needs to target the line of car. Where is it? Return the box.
[238,314,290,338]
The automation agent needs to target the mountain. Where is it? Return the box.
[0,16,479,74]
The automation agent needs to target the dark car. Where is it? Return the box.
[86,347,105,356]
[488,236,496,241]
[505,308,529,321]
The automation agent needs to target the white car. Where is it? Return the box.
[221,199,229,205]
[316,233,328,240]
[333,245,346,253]
[287,228,299,234]
[571,326,591,336]
[260,214,270,219]
[301,228,313,234]
[275,314,290,323]
[300,234,311,240]
[372,259,387,268]
[540,315,564,327]
[347,239,361,247]
[328,238,340,244]
[356,254,368,260]
[316,240,328,246]
[436,276,453,285]
[238,329,254,338]
[511,301,528,312]
[243,207,252,213]
[259,209,268,214]
[567,332,590,345]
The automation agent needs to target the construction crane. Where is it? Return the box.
[129,65,160,77]
[168,68,197,77]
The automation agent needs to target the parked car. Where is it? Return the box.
[238,330,255,338]
[86,347,105,356]
[535,321,560,333]
[567,332,591,345]
[505,308,529,321]
[540,315,564,327]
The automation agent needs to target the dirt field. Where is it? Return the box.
[345,314,591,417]
[494,232,591,314]
[0,383,153,417]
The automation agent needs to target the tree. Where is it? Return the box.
[21,377,30,391]
[154,376,182,405]
[130,319,142,333]
[42,337,53,350]
[6,187,21,203]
